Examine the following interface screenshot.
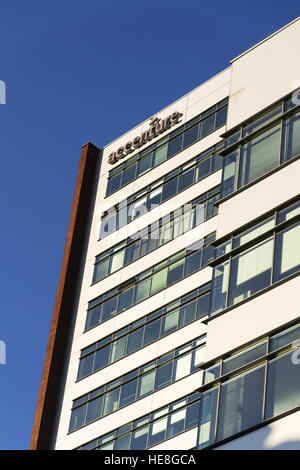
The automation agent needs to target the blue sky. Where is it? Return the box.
[0,0,299,450]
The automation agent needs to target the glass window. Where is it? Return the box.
[161,178,177,202]
[155,361,173,389]
[137,152,152,176]
[86,397,103,424]
[216,365,265,441]
[110,250,125,273]
[103,388,120,416]
[215,107,227,128]
[221,150,238,197]
[228,237,273,306]
[198,388,218,449]
[111,337,127,363]
[131,197,147,220]
[210,261,230,315]
[167,409,186,438]
[69,405,86,432]
[204,364,221,385]
[222,342,267,375]
[138,370,155,397]
[167,259,184,286]
[180,300,196,325]
[148,417,168,447]
[174,352,192,380]
[273,222,300,282]
[117,286,134,312]
[94,344,110,372]
[143,319,161,346]
[196,292,210,318]
[284,111,300,161]
[153,143,168,166]
[127,328,144,354]
[120,379,138,408]
[277,200,300,223]
[270,324,300,352]
[100,213,117,239]
[124,240,140,265]
[149,187,162,208]
[183,124,199,148]
[177,168,194,192]
[184,250,202,276]
[86,305,101,329]
[233,217,275,248]
[239,124,281,187]
[107,173,121,195]
[162,309,180,335]
[93,258,109,282]
[167,135,183,158]
[185,400,200,429]
[201,115,215,137]
[121,164,136,186]
[265,351,300,419]
[134,278,151,303]
[102,297,117,322]
[114,433,131,450]
[132,425,149,450]
[78,354,94,379]
[195,157,211,182]
[151,268,168,295]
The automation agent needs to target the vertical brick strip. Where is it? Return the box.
[30,142,100,449]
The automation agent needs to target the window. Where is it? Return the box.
[151,268,168,295]
[284,111,300,161]
[273,222,300,282]
[138,370,155,397]
[103,388,120,416]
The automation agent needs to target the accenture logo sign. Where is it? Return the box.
[108,111,183,165]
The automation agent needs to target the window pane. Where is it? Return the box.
[167,409,186,438]
[233,217,275,248]
[180,300,196,325]
[174,352,192,380]
[221,151,238,197]
[183,124,199,148]
[94,344,110,372]
[277,200,300,223]
[167,135,183,158]
[155,361,173,389]
[134,278,151,303]
[215,107,227,128]
[198,388,218,449]
[102,297,118,322]
[201,115,215,137]
[186,400,200,429]
[161,178,177,202]
[132,425,149,450]
[111,337,127,363]
[151,268,168,295]
[86,397,103,424]
[100,213,117,238]
[138,370,155,397]
[167,259,184,286]
[273,223,300,282]
[93,258,109,282]
[103,388,120,416]
[117,286,134,312]
[143,319,161,345]
[120,379,138,408]
[149,187,162,208]
[162,309,180,335]
[196,292,210,318]
[265,351,300,419]
[211,261,230,315]
[86,305,101,329]
[110,250,125,273]
[137,153,152,176]
[195,157,211,182]
[127,328,144,354]
[228,237,273,306]
[217,365,265,441]
[78,354,94,379]
[124,240,140,265]
[115,433,131,450]
[153,143,168,166]
[184,250,202,276]
[121,164,136,186]
[223,342,267,375]
[148,417,168,447]
[69,405,86,432]
[107,173,121,195]
[284,111,300,161]
[239,124,281,187]
[177,168,194,192]
[270,324,300,352]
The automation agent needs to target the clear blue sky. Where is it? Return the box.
[0,0,299,450]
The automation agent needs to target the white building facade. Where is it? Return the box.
[31,17,300,451]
